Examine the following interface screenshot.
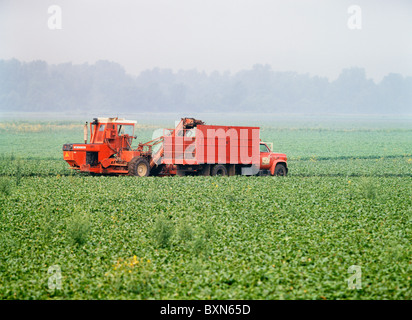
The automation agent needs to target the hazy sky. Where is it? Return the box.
[1,0,411,81]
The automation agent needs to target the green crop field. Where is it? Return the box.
[0,114,411,300]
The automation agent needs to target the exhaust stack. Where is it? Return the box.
[84,122,88,143]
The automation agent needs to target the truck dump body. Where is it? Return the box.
[162,124,260,166]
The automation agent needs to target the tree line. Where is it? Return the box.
[0,59,411,114]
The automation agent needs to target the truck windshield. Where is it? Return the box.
[118,124,134,136]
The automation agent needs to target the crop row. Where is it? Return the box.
[0,175,410,299]
[0,156,410,178]
[1,125,411,161]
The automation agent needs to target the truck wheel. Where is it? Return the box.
[201,164,211,176]
[128,157,150,177]
[175,165,185,177]
[176,169,185,177]
[211,164,228,176]
[274,163,287,176]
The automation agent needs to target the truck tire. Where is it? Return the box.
[175,164,185,177]
[274,163,287,176]
[176,169,185,177]
[201,164,211,176]
[211,164,228,176]
[128,157,150,177]
[227,164,236,176]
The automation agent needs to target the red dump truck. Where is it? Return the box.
[63,117,288,177]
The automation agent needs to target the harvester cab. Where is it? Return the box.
[63,117,138,174]
[88,117,136,149]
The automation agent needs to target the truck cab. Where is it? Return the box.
[259,141,288,176]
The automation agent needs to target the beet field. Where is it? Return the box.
[0,115,411,299]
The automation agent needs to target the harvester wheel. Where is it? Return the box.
[128,157,150,177]
[274,163,287,176]
[211,164,227,176]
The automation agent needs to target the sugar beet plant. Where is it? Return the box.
[66,212,92,246]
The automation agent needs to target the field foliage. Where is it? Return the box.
[0,115,411,299]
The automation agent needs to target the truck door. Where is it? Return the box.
[260,143,271,169]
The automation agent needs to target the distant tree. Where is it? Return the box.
[0,59,410,114]
[378,73,411,114]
